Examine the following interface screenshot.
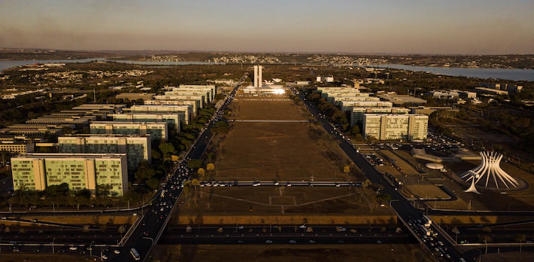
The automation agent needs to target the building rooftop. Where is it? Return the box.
[377,93,427,105]
[15,153,127,159]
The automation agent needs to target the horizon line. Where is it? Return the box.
[1,47,533,57]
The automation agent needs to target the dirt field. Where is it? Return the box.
[215,92,357,181]
[0,254,93,262]
[478,251,534,262]
[215,122,354,181]
[174,89,388,224]
[150,244,433,262]
[405,184,450,199]
[173,187,393,225]
[0,215,136,226]
[230,98,309,120]
[380,150,420,176]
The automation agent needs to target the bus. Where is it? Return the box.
[130,248,141,261]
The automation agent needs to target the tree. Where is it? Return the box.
[343,165,351,174]
[75,189,92,199]
[206,163,215,171]
[350,125,361,136]
[363,179,372,188]
[197,168,206,179]
[188,159,203,170]
[45,183,70,197]
[151,149,162,161]
[118,225,126,234]
[159,142,176,160]
[146,178,160,190]
[96,184,112,197]
[135,161,156,184]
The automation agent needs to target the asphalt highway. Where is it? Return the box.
[105,76,246,262]
[198,180,362,187]
[295,87,468,262]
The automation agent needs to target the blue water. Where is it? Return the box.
[376,64,534,81]
[0,59,218,72]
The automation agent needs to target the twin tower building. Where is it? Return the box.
[253,65,263,88]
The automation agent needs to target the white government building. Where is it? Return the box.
[362,114,428,141]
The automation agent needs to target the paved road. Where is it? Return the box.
[295,87,468,262]
[106,76,246,262]
[0,224,412,244]
[230,119,310,123]
[198,180,361,187]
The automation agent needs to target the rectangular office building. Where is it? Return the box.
[351,107,410,126]
[11,153,128,196]
[165,85,216,101]
[164,90,210,104]
[178,85,216,99]
[111,113,181,132]
[144,100,198,116]
[0,141,34,154]
[58,134,151,170]
[363,114,428,141]
[154,95,204,109]
[340,101,393,112]
[90,121,168,141]
[125,105,191,125]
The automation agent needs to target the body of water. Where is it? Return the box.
[0,59,218,72]
[1,59,532,81]
[107,59,219,66]
[0,58,104,72]
[376,64,534,81]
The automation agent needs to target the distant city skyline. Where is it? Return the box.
[1,0,533,55]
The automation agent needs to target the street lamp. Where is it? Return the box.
[88,241,94,257]
[143,236,154,246]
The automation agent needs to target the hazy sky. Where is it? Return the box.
[1,0,533,54]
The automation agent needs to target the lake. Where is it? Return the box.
[0,58,218,72]
[376,64,534,81]
[1,59,532,81]
[0,58,104,72]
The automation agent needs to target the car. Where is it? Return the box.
[265,240,273,244]
[69,246,78,251]
[335,226,346,232]
[289,240,297,244]
[114,249,121,254]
